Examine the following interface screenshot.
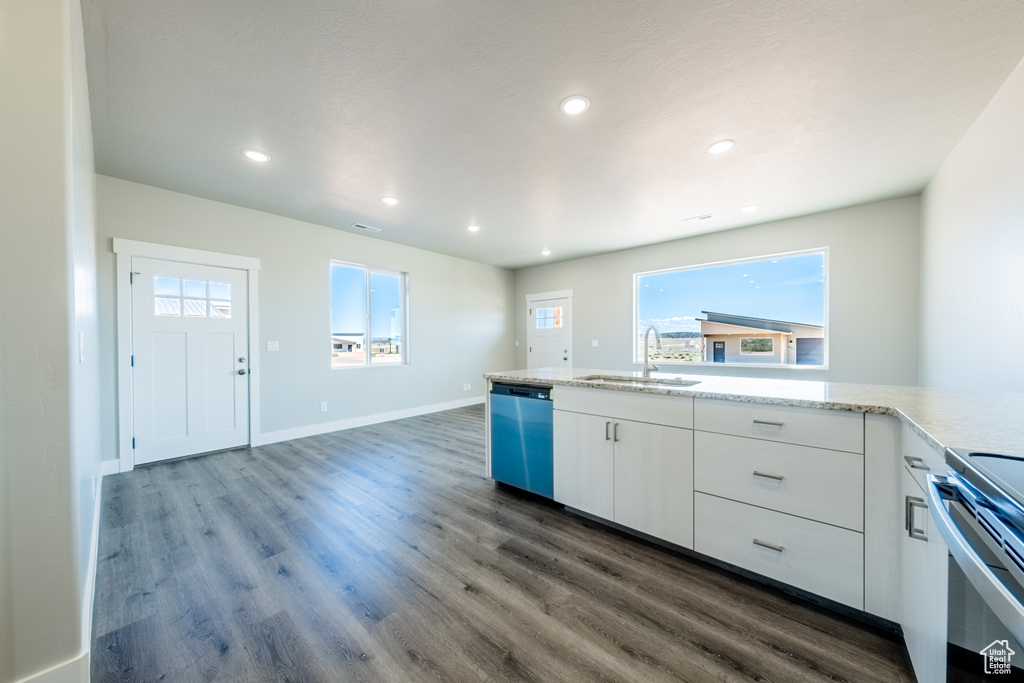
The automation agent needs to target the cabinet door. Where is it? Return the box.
[613,420,694,549]
[900,465,948,683]
[553,410,614,519]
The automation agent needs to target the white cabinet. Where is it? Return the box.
[553,410,614,519]
[613,419,693,548]
[553,387,693,548]
[900,447,948,682]
[694,493,864,608]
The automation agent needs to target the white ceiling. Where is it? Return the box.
[82,0,1024,269]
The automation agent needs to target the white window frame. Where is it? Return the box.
[632,248,828,369]
[330,260,409,369]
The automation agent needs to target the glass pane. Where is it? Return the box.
[209,282,231,300]
[636,251,825,365]
[370,271,402,364]
[553,307,562,317]
[183,279,206,298]
[331,264,368,367]
[210,301,231,318]
[155,297,180,316]
[183,299,207,317]
[154,277,180,297]
[553,317,562,328]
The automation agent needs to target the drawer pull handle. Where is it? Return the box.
[613,422,620,442]
[752,419,784,427]
[752,470,785,482]
[753,538,785,552]
[605,421,611,441]
[904,455,930,471]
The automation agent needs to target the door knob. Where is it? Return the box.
[237,369,247,375]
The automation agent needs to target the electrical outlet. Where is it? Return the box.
[267,341,280,352]
[515,340,519,347]
[320,402,328,412]
[463,383,471,391]
[592,339,599,347]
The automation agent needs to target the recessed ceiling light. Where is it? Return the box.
[707,139,735,154]
[560,96,590,115]
[467,225,480,232]
[541,249,552,256]
[242,149,271,163]
[381,197,399,205]
[741,204,759,213]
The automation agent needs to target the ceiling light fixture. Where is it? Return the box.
[560,96,590,115]
[541,249,552,256]
[741,205,759,213]
[467,225,480,232]
[381,197,399,205]
[242,149,271,163]
[707,139,735,154]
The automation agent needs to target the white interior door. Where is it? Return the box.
[131,257,250,465]
[527,296,572,369]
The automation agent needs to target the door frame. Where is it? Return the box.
[113,238,262,472]
[525,289,573,369]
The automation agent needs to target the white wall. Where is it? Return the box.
[514,196,921,386]
[920,55,1024,392]
[95,176,515,459]
[0,0,100,681]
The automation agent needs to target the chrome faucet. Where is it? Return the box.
[642,325,662,379]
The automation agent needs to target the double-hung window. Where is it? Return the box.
[331,262,406,368]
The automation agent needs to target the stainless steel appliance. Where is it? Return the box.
[929,448,1024,675]
[489,383,553,498]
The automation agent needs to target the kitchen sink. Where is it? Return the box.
[575,374,701,388]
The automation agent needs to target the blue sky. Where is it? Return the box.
[331,265,402,337]
[638,252,825,333]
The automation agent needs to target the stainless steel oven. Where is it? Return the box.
[930,448,1024,677]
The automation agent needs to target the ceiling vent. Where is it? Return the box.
[351,223,382,234]
[681,213,714,223]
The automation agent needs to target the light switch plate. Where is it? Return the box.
[591,339,599,347]
[267,341,280,351]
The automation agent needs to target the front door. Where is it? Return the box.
[713,341,725,363]
[527,296,572,369]
[131,257,250,465]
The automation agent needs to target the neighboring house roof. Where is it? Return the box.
[700,311,824,333]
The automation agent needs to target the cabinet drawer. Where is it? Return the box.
[694,398,863,453]
[554,386,693,429]
[694,431,863,531]
[694,493,864,609]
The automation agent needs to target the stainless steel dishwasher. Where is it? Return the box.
[489,383,553,498]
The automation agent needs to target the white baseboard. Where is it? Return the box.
[100,459,120,476]
[260,396,485,446]
[14,651,89,683]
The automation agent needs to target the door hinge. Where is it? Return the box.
[132,437,135,449]
[131,355,134,367]
[130,272,134,285]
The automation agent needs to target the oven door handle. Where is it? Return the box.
[927,474,1024,644]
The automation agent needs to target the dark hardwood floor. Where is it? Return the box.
[92,405,914,682]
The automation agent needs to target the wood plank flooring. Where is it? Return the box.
[92,405,914,682]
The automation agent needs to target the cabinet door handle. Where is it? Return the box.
[752,419,784,427]
[613,422,620,442]
[905,495,928,540]
[752,470,785,482]
[605,421,611,441]
[752,538,784,552]
[904,455,929,471]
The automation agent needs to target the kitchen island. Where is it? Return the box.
[483,368,1024,682]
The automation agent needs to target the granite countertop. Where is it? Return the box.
[483,368,1024,460]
